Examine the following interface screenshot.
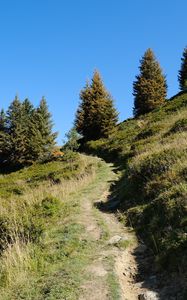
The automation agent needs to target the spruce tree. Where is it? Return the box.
[31,97,57,160]
[0,96,57,167]
[178,47,187,91]
[0,109,6,131]
[133,49,167,117]
[75,71,118,141]
[6,96,26,165]
[64,127,80,152]
[21,99,35,163]
[0,109,9,164]
[75,81,95,141]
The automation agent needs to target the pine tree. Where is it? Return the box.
[0,109,9,164]
[6,96,26,165]
[0,96,57,167]
[31,97,57,160]
[133,49,167,117]
[64,127,80,152]
[75,71,118,141]
[21,99,35,163]
[178,47,187,91]
[0,109,6,131]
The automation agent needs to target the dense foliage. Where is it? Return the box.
[75,71,118,141]
[133,48,167,117]
[178,47,187,91]
[0,96,57,167]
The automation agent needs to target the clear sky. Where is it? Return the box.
[0,0,186,144]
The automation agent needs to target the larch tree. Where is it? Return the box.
[133,48,167,117]
[75,71,118,141]
[178,47,187,91]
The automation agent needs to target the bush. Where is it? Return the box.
[40,196,61,217]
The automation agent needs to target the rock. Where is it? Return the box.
[138,291,159,300]
[108,235,122,245]
[136,281,144,288]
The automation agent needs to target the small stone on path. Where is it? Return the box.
[108,235,122,245]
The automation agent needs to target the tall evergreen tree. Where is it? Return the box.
[21,99,35,163]
[6,96,26,165]
[0,96,57,167]
[75,71,118,141]
[133,49,167,117]
[0,109,6,131]
[63,127,80,152]
[178,47,187,91]
[0,109,9,164]
[30,97,57,160]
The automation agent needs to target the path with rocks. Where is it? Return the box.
[75,161,160,300]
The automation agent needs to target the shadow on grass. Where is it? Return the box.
[0,163,23,175]
[94,166,186,300]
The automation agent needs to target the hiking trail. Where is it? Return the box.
[75,160,159,300]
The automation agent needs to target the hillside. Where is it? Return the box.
[0,153,104,299]
[85,91,187,296]
[1,151,156,300]
[0,92,187,299]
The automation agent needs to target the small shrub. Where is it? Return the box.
[37,196,61,217]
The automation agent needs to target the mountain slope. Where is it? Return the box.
[85,91,187,297]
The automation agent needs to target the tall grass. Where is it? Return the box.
[0,153,100,296]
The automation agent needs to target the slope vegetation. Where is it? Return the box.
[85,91,187,291]
[0,153,102,299]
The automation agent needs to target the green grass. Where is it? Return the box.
[93,207,110,241]
[104,255,121,300]
[0,153,94,198]
[0,153,102,299]
[84,91,187,280]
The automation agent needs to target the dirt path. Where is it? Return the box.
[76,161,159,300]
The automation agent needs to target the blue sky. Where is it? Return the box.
[0,0,186,144]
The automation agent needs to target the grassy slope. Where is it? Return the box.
[0,153,104,299]
[85,91,187,274]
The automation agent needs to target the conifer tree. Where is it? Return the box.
[30,97,57,160]
[0,109,8,164]
[0,109,6,131]
[64,127,80,152]
[21,99,35,163]
[133,49,167,117]
[1,96,57,166]
[178,47,187,91]
[6,96,26,165]
[75,71,118,141]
